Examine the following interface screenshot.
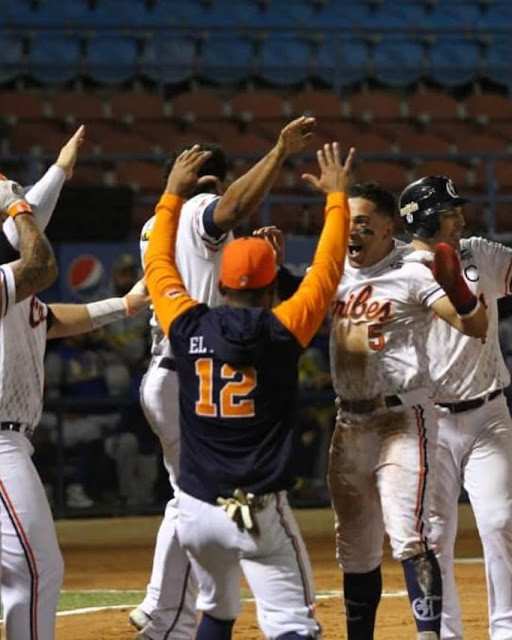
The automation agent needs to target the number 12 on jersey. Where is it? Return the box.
[195,358,257,418]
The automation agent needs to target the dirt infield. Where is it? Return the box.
[54,505,487,639]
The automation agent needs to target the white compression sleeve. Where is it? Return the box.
[3,165,66,249]
[85,297,128,329]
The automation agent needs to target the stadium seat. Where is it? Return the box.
[88,123,157,154]
[135,120,181,149]
[289,90,341,119]
[316,35,370,89]
[394,129,453,155]
[229,91,286,123]
[477,2,512,32]
[347,91,406,123]
[426,3,481,29]
[354,160,411,192]
[49,90,106,124]
[109,91,168,122]
[200,35,255,84]
[484,37,512,92]
[72,162,108,186]
[0,90,47,122]
[463,93,512,127]
[219,130,272,156]
[85,36,139,85]
[427,37,481,87]
[8,120,66,155]
[373,38,425,86]
[407,90,463,126]
[258,35,314,86]
[115,160,162,193]
[471,158,512,192]
[88,0,150,26]
[28,33,82,84]
[140,37,198,85]
[170,90,227,123]
[412,160,470,188]
[351,131,393,153]
[0,35,25,83]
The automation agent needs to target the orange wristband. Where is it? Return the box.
[8,200,33,218]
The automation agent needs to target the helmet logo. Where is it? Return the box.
[446,179,458,198]
[400,201,419,217]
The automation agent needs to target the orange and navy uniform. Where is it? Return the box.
[144,192,349,504]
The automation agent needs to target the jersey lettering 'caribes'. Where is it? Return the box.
[330,243,445,400]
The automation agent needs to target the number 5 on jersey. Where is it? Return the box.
[195,358,257,418]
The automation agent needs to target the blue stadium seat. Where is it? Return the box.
[258,35,313,85]
[0,34,25,83]
[477,2,512,31]
[254,1,317,27]
[29,33,82,84]
[311,3,371,27]
[316,35,369,89]
[88,0,150,26]
[373,38,425,86]
[364,3,426,29]
[140,37,197,84]
[200,35,255,84]
[484,36,512,91]
[425,3,482,29]
[85,36,139,85]
[427,37,481,86]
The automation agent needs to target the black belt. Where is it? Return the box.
[340,395,402,415]
[159,357,176,371]
[438,389,503,414]
[0,421,23,432]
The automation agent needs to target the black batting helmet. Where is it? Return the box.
[398,175,468,238]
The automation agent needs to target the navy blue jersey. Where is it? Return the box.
[171,304,304,503]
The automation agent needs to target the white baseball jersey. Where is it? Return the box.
[140,193,233,357]
[330,243,446,400]
[427,236,512,402]
[0,289,49,429]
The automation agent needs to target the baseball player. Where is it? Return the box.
[399,175,512,640]
[327,182,488,640]
[0,128,150,640]
[131,116,317,639]
[144,141,354,640]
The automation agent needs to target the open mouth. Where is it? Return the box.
[348,244,363,258]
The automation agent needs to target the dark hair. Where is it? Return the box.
[219,281,276,306]
[349,182,397,220]
[163,143,228,188]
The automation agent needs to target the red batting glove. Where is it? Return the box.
[432,242,477,316]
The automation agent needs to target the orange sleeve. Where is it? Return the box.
[144,193,199,337]
[273,192,349,347]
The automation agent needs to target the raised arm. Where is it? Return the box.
[213,116,316,232]
[273,143,356,346]
[47,278,149,339]
[430,242,487,338]
[145,146,214,336]
[0,179,58,310]
[3,125,85,249]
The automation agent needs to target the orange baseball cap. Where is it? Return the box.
[219,237,277,290]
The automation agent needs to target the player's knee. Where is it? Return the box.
[477,504,512,535]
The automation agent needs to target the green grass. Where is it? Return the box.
[58,590,145,611]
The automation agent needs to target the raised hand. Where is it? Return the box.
[124,277,151,316]
[253,225,284,265]
[56,124,86,180]
[275,116,316,157]
[165,145,213,198]
[301,143,356,194]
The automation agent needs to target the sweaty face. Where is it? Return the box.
[347,197,394,268]
[432,207,465,250]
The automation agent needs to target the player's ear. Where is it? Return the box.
[218,282,227,297]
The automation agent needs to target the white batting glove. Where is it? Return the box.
[0,179,33,218]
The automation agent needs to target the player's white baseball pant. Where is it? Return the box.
[328,391,438,572]
[0,430,64,640]
[430,392,512,640]
[139,356,198,639]
[177,489,321,639]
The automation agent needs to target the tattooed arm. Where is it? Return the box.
[10,213,58,303]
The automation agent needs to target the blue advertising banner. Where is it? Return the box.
[56,242,140,302]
